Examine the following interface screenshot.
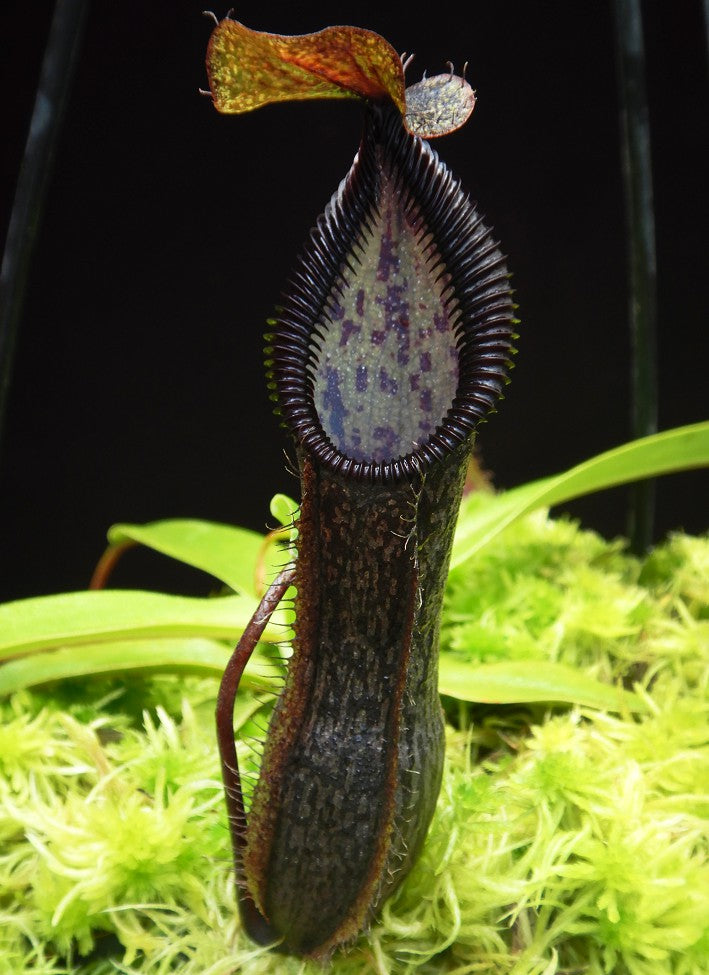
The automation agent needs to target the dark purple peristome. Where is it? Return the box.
[265,102,515,479]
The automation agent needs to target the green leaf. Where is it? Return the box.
[0,637,280,697]
[233,692,274,734]
[270,493,299,529]
[438,657,644,711]
[0,638,222,694]
[452,422,709,569]
[107,519,266,596]
[0,590,290,662]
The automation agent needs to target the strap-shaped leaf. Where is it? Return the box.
[452,422,709,569]
[0,590,290,660]
[107,519,266,596]
[439,658,644,712]
[0,638,281,699]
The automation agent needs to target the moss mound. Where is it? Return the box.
[1,506,707,974]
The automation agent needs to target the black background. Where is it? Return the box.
[1,1,707,602]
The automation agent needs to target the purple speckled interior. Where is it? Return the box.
[312,167,459,464]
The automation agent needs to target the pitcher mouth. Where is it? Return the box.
[265,104,516,482]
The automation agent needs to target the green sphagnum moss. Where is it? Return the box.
[1,502,707,974]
